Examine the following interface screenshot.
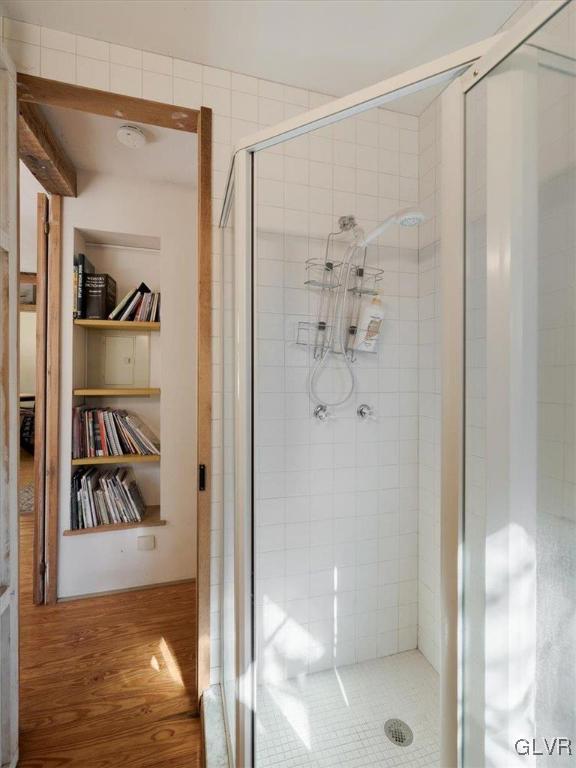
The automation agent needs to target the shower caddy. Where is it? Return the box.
[297,215,384,364]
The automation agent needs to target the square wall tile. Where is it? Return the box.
[76,56,109,90]
[76,35,109,61]
[173,77,202,109]
[203,64,230,88]
[231,72,258,94]
[143,70,172,103]
[202,84,231,116]
[173,58,202,81]
[142,50,172,75]
[110,43,142,68]
[4,18,40,44]
[110,63,142,97]
[41,26,75,53]
[41,48,75,83]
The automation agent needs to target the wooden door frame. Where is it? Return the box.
[16,75,213,704]
[32,194,48,605]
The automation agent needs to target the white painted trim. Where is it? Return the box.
[483,50,538,768]
[233,150,254,768]
[232,36,499,155]
[460,0,570,92]
[439,78,465,768]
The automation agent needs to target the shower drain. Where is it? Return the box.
[384,718,414,747]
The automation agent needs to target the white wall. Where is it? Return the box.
[19,161,44,272]
[58,170,197,598]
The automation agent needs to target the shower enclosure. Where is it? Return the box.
[218,2,575,765]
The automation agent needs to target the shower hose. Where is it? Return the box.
[308,239,361,409]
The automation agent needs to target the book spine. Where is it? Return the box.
[97,411,108,457]
[73,265,79,319]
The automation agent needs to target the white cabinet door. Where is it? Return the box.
[0,39,20,768]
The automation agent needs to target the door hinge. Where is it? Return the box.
[39,560,46,576]
[44,221,50,235]
[198,464,206,492]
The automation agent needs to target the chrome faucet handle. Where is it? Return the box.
[313,404,330,421]
[357,403,374,420]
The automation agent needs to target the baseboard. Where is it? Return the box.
[57,577,196,602]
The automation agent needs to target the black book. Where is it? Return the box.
[71,470,80,529]
[74,254,95,319]
[84,274,117,320]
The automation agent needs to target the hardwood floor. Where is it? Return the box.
[19,449,34,489]
[18,513,202,767]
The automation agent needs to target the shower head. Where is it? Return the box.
[396,208,426,228]
[357,207,425,247]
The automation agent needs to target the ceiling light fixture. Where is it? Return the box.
[116,124,147,149]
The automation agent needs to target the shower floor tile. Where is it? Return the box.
[256,650,439,768]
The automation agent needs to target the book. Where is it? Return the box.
[73,265,79,318]
[70,467,148,529]
[74,254,95,319]
[109,287,138,320]
[84,274,117,320]
[71,406,160,459]
[108,282,153,321]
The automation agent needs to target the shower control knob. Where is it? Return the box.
[357,404,373,420]
[313,404,330,421]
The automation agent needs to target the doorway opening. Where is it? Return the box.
[15,76,213,765]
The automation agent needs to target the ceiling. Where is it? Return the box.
[2,0,522,97]
[41,105,197,187]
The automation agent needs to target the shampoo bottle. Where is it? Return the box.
[355,295,384,352]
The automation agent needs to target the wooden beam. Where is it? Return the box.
[19,101,77,197]
[18,73,199,133]
[196,106,212,703]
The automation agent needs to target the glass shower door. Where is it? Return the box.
[220,4,569,764]
[463,2,576,765]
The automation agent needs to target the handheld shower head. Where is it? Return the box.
[395,208,426,228]
[357,206,426,247]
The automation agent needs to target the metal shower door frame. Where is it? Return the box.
[224,3,568,764]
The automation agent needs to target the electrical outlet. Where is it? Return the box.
[137,535,155,551]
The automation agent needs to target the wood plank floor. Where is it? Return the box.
[18,499,202,767]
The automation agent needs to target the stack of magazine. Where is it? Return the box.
[70,467,147,529]
[72,407,160,459]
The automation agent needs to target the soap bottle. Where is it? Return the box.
[355,295,384,352]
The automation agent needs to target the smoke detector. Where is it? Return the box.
[116,124,146,149]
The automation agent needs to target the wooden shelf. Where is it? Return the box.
[74,319,160,331]
[63,505,165,536]
[71,454,160,466]
[73,387,160,397]
[19,304,36,313]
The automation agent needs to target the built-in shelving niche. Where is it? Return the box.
[69,228,163,535]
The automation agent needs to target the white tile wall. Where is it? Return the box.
[253,102,421,683]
